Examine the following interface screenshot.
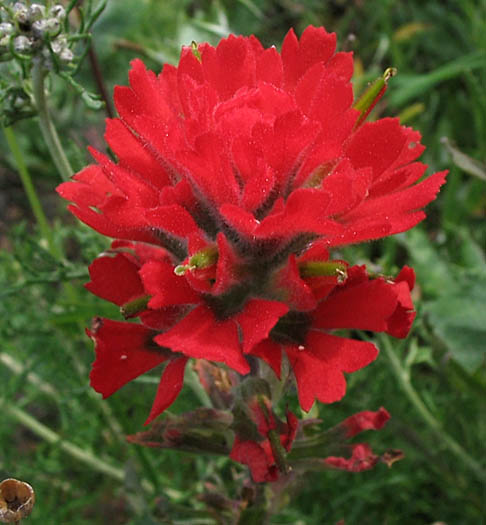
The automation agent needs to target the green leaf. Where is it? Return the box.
[425,270,486,373]
[388,52,486,107]
[441,137,486,181]
[400,229,450,297]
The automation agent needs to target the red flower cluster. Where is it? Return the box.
[230,396,298,483]
[231,404,391,481]
[57,26,445,427]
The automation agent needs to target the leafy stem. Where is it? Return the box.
[31,58,73,181]
[2,400,154,495]
[379,334,486,483]
[3,126,60,259]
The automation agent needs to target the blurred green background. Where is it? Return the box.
[0,0,485,523]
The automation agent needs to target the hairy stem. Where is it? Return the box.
[31,58,73,181]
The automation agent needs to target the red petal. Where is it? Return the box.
[241,166,276,213]
[286,331,378,411]
[342,171,447,227]
[140,306,188,331]
[145,204,200,238]
[250,339,283,378]
[114,59,172,129]
[220,204,260,238]
[179,133,240,206]
[139,260,199,308]
[84,147,158,207]
[319,160,372,217]
[368,162,426,198]
[346,118,408,179]
[235,299,289,354]
[88,319,168,398]
[256,188,342,238]
[145,357,188,425]
[313,275,400,332]
[57,166,158,244]
[284,410,299,451]
[325,51,354,81]
[256,46,283,86]
[282,26,336,90]
[253,109,320,187]
[200,35,257,100]
[213,233,241,295]
[385,274,416,338]
[85,253,144,305]
[325,443,379,472]
[104,118,171,189]
[340,407,390,438]
[230,438,277,483]
[155,305,250,374]
[295,63,353,132]
[275,256,317,311]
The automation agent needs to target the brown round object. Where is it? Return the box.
[0,478,35,523]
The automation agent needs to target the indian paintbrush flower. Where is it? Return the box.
[57,26,445,478]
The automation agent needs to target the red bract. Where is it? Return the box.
[84,239,415,423]
[230,398,298,483]
[58,26,445,252]
[58,26,441,424]
[324,407,391,472]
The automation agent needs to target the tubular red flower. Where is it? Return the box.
[324,407,391,472]
[58,26,442,423]
[230,402,298,483]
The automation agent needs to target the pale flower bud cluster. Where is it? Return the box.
[0,1,73,68]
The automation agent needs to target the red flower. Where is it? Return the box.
[252,260,416,411]
[83,239,414,423]
[57,26,442,424]
[230,397,298,483]
[58,26,445,252]
[324,407,391,472]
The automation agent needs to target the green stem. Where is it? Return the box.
[3,401,154,494]
[3,126,60,258]
[380,335,486,483]
[0,351,58,398]
[5,81,127,456]
[31,58,73,181]
[185,363,212,408]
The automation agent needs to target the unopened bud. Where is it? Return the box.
[44,17,61,36]
[51,35,68,54]
[13,34,32,53]
[29,3,46,21]
[31,19,47,38]
[49,4,66,20]
[174,246,219,275]
[50,38,62,54]
[120,295,150,319]
[353,67,397,129]
[13,2,29,25]
[191,41,201,62]
[59,46,73,63]
[0,23,14,38]
[299,260,348,281]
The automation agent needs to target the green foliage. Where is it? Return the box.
[0,0,485,524]
[0,0,107,125]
